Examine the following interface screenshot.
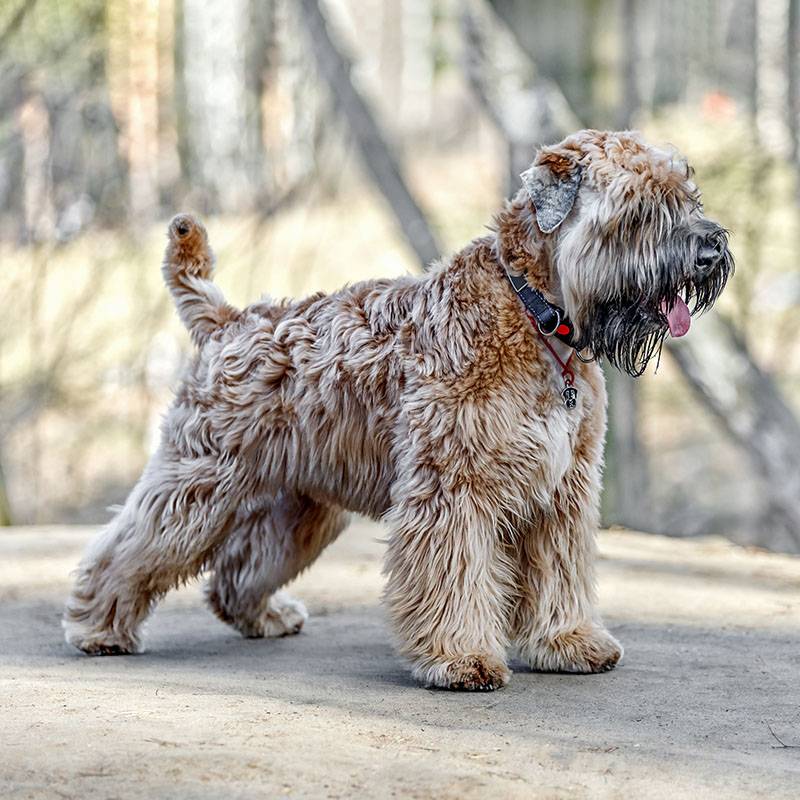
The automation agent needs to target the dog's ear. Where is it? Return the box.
[520,153,582,234]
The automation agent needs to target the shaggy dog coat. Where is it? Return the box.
[64,130,731,690]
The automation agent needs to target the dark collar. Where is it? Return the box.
[505,271,577,348]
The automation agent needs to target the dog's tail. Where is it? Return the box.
[162,214,240,347]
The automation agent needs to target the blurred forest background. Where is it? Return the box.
[2,0,800,553]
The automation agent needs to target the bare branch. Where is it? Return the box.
[668,320,800,551]
[0,0,39,54]
[460,6,581,189]
[298,0,442,270]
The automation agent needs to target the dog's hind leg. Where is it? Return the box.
[205,493,348,638]
[63,449,245,655]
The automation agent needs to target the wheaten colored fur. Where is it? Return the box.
[64,130,731,690]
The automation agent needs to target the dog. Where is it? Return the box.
[64,130,732,690]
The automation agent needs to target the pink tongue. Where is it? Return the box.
[660,297,691,337]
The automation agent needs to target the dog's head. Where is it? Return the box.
[520,129,733,375]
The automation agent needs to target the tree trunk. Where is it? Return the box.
[746,0,759,125]
[788,0,800,201]
[756,0,791,155]
[618,0,639,129]
[155,0,181,209]
[181,0,260,213]
[603,0,650,529]
[0,452,12,526]
[789,0,799,163]
[106,0,160,223]
[16,94,54,241]
[126,0,160,221]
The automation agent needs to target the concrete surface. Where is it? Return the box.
[0,520,798,799]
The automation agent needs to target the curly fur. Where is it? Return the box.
[63,130,731,690]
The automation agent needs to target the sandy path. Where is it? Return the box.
[1,521,798,799]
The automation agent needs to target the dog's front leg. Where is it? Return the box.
[384,491,513,691]
[513,462,623,674]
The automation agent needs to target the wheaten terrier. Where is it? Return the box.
[64,130,732,690]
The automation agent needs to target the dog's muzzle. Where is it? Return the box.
[695,232,726,271]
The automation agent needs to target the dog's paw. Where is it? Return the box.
[63,617,140,656]
[261,592,308,637]
[414,654,511,691]
[524,625,623,674]
[237,591,308,639]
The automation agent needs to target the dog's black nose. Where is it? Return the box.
[696,238,722,269]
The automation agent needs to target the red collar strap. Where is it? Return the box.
[506,270,579,408]
[520,313,578,410]
[535,325,579,409]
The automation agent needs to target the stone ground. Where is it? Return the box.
[0,520,798,799]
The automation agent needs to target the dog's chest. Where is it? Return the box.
[508,359,603,503]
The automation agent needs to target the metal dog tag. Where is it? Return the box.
[562,385,578,409]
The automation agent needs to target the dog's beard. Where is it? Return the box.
[573,302,669,377]
[573,245,734,377]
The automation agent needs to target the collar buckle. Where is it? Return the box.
[536,307,561,337]
[505,269,575,348]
